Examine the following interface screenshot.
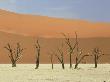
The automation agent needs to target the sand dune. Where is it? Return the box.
[0,9,110,63]
[0,9,110,38]
[0,31,110,63]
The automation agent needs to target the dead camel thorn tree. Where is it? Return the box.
[92,48,104,68]
[62,33,77,69]
[74,48,89,69]
[4,43,24,67]
[74,32,89,69]
[35,40,41,69]
[55,43,65,69]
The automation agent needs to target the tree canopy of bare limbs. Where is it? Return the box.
[62,33,77,69]
[4,43,24,67]
[35,40,41,69]
[74,32,89,69]
[54,43,65,69]
[92,48,104,68]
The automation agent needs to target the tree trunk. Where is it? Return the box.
[70,54,72,68]
[95,59,97,68]
[95,63,97,68]
[74,57,78,69]
[35,63,39,69]
[12,62,16,67]
[94,56,97,68]
[52,63,53,69]
[51,55,53,69]
[62,63,65,69]
[35,58,39,69]
[74,63,78,69]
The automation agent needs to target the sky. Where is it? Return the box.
[0,0,110,22]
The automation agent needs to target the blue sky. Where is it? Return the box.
[0,0,110,22]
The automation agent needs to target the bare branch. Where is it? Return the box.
[77,55,89,64]
[62,33,77,68]
[4,43,24,67]
[92,48,104,68]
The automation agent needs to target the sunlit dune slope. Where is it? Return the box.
[0,9,110,38]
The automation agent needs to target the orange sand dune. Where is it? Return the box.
[0,9,110,38]
[0,9,110,64]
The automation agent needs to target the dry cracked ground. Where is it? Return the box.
[0,64,109,82]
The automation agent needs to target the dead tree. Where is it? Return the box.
[55,43,65,69]
[35,40,41,69]
[74,48,89,69]
[63,33,77,69]
[74,32,89,69]
[4,43,24,67]
[92,48,104,68]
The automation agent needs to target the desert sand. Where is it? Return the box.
[0,9,110,38]
[0,31,110,63]
[0,9,110,64]
[0,64,109,82]
[0,7,110,82]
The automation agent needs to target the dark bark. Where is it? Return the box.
[55,44,65,70]
[70,53,72,68]
[35,40,40,69]
[62,33,77,69]
[95,62,97,68]
[62,63,65,69]
[35,58,39,69]
[4,43,24,68]
[51,54,54,69]
[74,55,89,69]
[74,63,78,69]
[52,63,53,69]
[92,48,103,68]
[12,62,16,67]
[74,57,78,69]
[55,54,65,69]
[94,56,97,68]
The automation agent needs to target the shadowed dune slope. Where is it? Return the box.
[0,31,110,63]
